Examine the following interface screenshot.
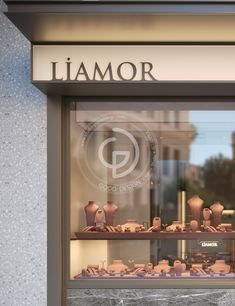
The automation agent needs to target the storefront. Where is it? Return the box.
[3,1,235,305]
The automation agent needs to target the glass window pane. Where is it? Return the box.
[69,100,235,285]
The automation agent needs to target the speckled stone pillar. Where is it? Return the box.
[0,1,47,305]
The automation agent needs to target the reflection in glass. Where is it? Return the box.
[69,101,235,281]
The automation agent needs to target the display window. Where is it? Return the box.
[67,100,235,286]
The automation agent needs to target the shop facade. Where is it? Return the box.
[2,1,235,306]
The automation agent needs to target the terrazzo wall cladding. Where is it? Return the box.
[1,1,235,306]
[0,1,47,306]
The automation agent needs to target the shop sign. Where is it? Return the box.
[199,241,219,248]
[32,45,235,82]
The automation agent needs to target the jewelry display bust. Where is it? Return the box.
[95,209,106,228]
[84,201,99,226]
[210,202,224,228]
[203,208,211,227]
[103,201,118,226]
[187,195,204,225]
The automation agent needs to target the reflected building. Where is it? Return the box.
[70,106,194,268]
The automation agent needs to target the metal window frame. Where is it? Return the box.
[48,96,235,306]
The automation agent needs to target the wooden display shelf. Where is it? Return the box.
[72,231,235,240]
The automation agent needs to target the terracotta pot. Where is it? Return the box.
[103,201,118,226]
[187,195,204,225]
[121,220,140,232]
[210,202,224,228]
[107,260,128,273]
[190,220,199,232]
[84,201,99,226]
[154,260,171,273]
[209,260,230,274]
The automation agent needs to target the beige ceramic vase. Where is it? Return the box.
[107,260,128,273]
[187,195,204,225]
[103,201,118,226]
[84,201,99,226]
[210,202,224,228]
[154,260,171,273]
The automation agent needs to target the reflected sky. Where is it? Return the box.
[189,111,235,165]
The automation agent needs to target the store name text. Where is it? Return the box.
[51,59,158,82]
[200,241,218,247]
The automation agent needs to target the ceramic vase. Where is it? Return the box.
[210,202,224,228]
[187,195,204,225]
[84,201,99,226]
[103,201,118,226]
[107,260,128,273]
